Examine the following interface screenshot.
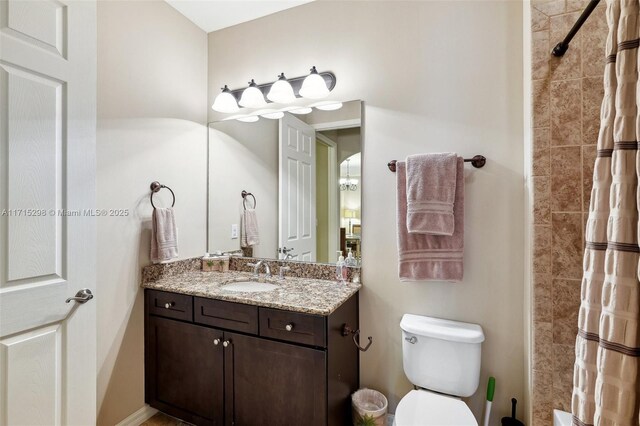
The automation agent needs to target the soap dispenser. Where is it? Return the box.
[345,248,358,267]
[336,251,348,283]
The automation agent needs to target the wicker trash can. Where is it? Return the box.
[352,388,388,426]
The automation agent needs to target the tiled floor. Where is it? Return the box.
[140,413,192,426]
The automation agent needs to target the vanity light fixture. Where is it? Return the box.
[315,101,343,111]
[261,111,285,120]
[299,66,330,99]
[239,79,267,108]
[236,115,259,123]
[212,85,239,113]
[289,107,313,115]
[267,73,296,104]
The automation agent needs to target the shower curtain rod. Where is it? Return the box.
[551,0,601,57]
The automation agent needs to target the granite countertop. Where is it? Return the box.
[142,269,361,316]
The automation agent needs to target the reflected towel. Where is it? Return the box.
[151,207,178,263]
[406,153,458,235]
[241,209,260,247]
[397,159,464,282]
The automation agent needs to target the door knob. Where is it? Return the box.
[65,289,94,304]
[222,340,231,347]
[213,338,221,345]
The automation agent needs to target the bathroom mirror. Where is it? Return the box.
[207,100,362,264]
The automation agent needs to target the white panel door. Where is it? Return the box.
[279,113,316,262]
[0,0,97,425]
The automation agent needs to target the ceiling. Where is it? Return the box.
[165,0,314,33]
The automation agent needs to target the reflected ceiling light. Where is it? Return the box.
[212,85,239,113]
[267,73,296,104]
[261,111,285,120]
[299,66,330,99]
[315,102,343,111]
[239,79,267,108]
[237,115,259,123]
[340,159,358,191]
[289,107,313,115]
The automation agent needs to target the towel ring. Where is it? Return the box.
[150,181,175,209]
[241,190,256,210]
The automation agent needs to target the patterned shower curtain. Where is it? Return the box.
[572,1,640,425]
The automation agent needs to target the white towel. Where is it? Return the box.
[150,207,178,263]
[241,208,260,247]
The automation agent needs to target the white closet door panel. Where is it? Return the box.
[1,0,67,56]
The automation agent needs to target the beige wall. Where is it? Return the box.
[528,2,606,425]
[96,1,207,424]
[208,1,524,422]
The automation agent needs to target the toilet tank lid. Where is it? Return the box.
[400,314,485,343]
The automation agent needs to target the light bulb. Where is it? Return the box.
[299,66,330,99]
[315,102,343,111]
[289,107,313,115]
[239,79,267,108]
[237,115,259,122]
[267,73,296,104]
[212,85,239,113]
[261,111,284,120]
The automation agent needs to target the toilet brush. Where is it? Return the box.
[482,377,495,426]
[501,398,525,426]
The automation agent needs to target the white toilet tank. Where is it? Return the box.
[400,314,484,397]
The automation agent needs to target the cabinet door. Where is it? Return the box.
[146,316,224,426]
[224,332,327,426]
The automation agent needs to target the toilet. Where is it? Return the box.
[394,314,485,426]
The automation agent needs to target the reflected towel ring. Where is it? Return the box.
[241,190,256,210]
[150,181,175,209]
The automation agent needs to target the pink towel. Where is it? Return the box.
[397,158,464,282]
[151,207,178,263]
[406,153,458,235]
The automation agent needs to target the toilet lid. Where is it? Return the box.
[394,390,478,426]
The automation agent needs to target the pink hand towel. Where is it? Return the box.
[397,158,464,282]
[406,153,458,235]
[151,207,178,263]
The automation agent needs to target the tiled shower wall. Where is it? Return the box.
[530,1,606,425]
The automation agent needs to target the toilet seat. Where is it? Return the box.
[394,389,478,426]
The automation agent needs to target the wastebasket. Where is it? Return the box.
[352,388,388,426]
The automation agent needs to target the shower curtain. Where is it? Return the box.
[572,1,640,425]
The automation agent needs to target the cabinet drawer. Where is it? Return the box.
[194,298,258,334]
[146,290,193,322]
[259,308,326,347]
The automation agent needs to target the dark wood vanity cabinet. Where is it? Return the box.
[144,289,359,426]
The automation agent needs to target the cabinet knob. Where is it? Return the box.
[164,302,174,309]
[285,323,293,332]
[213,338,221,345]
[223,340,231,348]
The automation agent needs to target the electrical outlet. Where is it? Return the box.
[231,224,238,239]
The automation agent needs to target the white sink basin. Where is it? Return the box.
[221,281,279,292]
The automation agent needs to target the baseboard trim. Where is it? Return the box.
[115,405,158,426]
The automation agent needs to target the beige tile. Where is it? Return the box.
[533,0,566,16]
[532,6,550,31]
[533,321,553,370]
[550,13,582,80]
[534,273,553,323]
[582,77,604,145]
[582,145,596,211]
[533,79,551,128]
[551,146,582,211]
[566,0,590,12]
[532,31,550,80]
[533,127,551,176]
[553,342,575,411]
[534,225,552,275]
[551,79,582,146]
[582,5,607,77]
[532,369,554,426]
[534,176,551,224]
[552,278,581,344]
[552,213,583,279]
[141,413,193,426]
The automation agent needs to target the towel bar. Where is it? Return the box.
[150,181,175,209]
[387,155,486,172]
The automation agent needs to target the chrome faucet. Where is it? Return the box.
[247,260,271,278]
